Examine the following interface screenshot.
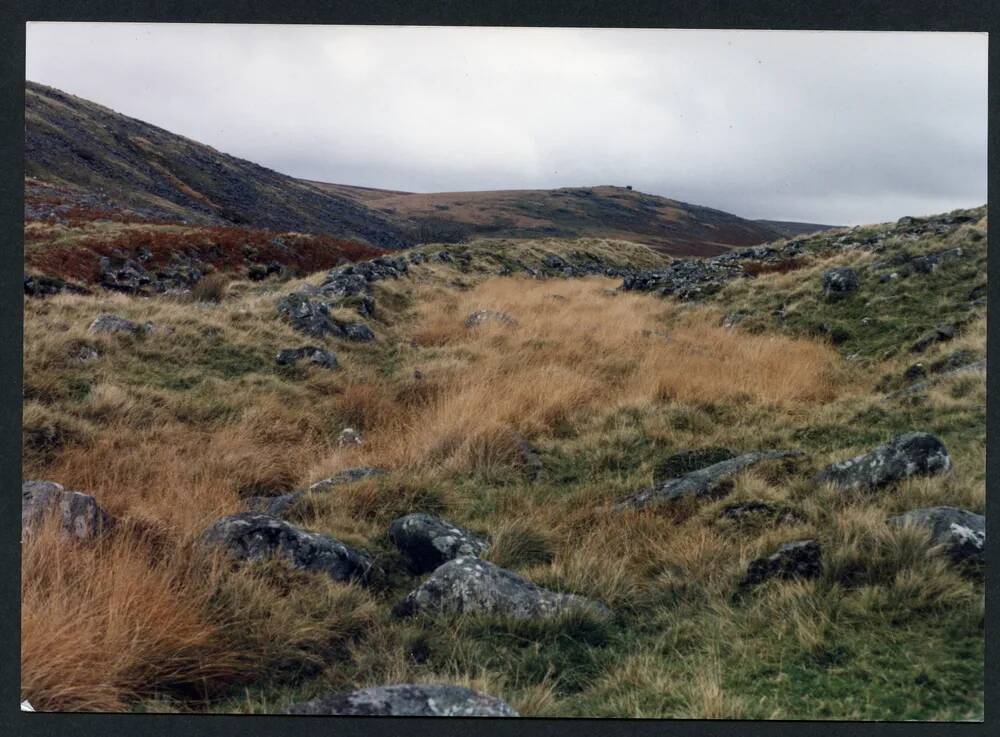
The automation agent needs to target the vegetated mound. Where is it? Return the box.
[24,82,410,248]
[309,181,800,257]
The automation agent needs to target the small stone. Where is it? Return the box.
[22,480,113,540]
[465,310,519,329]
[337,428,363,447]
[284,684,518,717]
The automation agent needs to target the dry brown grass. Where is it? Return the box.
[356,277,842,473]
[20,518,237,711]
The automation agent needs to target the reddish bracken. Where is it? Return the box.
[25,221,386,284]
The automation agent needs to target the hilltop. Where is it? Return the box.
[307,181,823,256]
[21,204,985,718]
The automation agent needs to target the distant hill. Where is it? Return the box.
[308,181,793,257]
[26,81,830,257]
[754,219,837,238]
[24,81,410,249]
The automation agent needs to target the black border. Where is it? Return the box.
[0,2,995,736]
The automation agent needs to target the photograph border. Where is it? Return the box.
[1,2,996,736]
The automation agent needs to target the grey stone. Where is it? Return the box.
[394,556,610,620]
[22,480,113,540]
[465,310,519,329]
[821,267,860,298]
[814,432,951,493]
[88,314,151,335]
[201,512,373,584]
[887,506,984,565]
[285,684,518,717]
[617,450,803,510]
[389,513,490,573]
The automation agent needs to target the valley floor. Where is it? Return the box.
[21,218,985,719]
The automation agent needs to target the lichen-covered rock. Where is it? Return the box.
[814,432,951,493]
[821,267,859,298]
[389,513,490,573]
[394,556,610,620]
[887,506,985,565]
[22,480,113,540]
[652,447,735,486]
[88,314,151,335]
[201,512,373,583]
[284,684,518,717]
[738,540,822,590]
[617,450,802,510]
[465,310,519,328]
[276,293,375,342]
[308,467,386,492]
[275,346,338,369]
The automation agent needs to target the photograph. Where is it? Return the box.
[19,22,986,720]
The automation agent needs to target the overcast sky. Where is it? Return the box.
[26,24,987,225]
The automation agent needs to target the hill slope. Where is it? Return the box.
[24,82,410,249]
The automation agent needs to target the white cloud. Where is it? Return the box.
[26,23,986,224]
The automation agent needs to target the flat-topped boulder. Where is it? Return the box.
[389,513,490,573]
[814,432,951,493]
[22,480,113,540]
[616,450,803,510]
[394,556,609,620]
[201,512,373,584]
[284,684,518,717]
[887,506,984,566]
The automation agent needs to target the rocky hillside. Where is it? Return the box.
[25,82,410,248]
[308,181,826,256]
[21,203,984,718]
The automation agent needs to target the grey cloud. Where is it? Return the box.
[26,24,986,225]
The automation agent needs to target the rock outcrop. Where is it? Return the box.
[201,513,373,584]
[284,684,518,717]
[389,513,490,573]
[887,506,984,566]
[814,432,951,493]
[394,556,610,620]
[617,450,803,510]
[652,447,735,486]
[22,480,113,540]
